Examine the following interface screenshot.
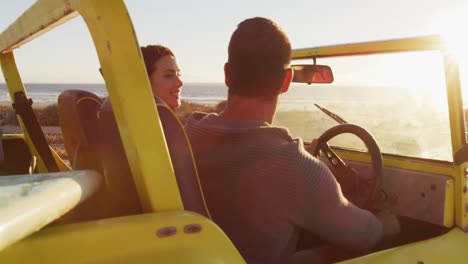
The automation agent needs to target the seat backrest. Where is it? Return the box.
[98,98,210,218]
[57,90,102,169]
[57,90,141,222]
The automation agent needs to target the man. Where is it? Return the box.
[185,17,398,263]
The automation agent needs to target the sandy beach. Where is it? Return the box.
[0,125,62,135]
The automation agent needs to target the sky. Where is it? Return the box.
[0,0,467,84]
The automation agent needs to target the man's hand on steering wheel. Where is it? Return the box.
[306,138,319,157]
[307,125,400,246]
[307,124,383,210]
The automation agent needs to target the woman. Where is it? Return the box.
[140,45,183,110]
[94,46,191,217]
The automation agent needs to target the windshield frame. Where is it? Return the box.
[291,35,465,163]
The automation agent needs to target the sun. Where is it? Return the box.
[438,9,468,97]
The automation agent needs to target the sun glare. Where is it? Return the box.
[438,9,468,97]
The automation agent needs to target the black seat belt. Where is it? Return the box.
[12,91,59,172]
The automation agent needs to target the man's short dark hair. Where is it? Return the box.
[227,17,291,98]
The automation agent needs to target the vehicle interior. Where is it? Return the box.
[1,0,468,263]
[0,1,242,262]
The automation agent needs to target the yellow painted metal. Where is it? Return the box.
[0,0,238,261]
[453,164,468,229]
[339,228,468,263]
[50,147,71,171]
[1,134,24,140]
[443,53,468,230]
[0,0,78,54]
[296,36,462,230]
[157,103,212,219]
[0,0,183,211]
[445,179,456,227]
[336,149,455,227]
[0,211,245,263]
[292,35,446,59]
[0,0,465,261]
[336,149,453,176]
[0,52,47,172]
[70,0,183,212]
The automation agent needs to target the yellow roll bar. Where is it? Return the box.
[0,0,183,213]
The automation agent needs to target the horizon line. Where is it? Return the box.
[0,81,225,85]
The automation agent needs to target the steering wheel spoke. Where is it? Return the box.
[313,124,383,210]
[321,143,358,181]
[321,143,347,170]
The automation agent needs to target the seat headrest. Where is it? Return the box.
[58,89,102,164]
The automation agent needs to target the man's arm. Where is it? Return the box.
[295,151,384,252]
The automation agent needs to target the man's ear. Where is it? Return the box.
[224,62,230,87]
[280,68,293,94]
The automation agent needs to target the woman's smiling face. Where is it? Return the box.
[149,55,183,110]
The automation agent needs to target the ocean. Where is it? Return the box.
[0,82,437,110]
[0,83,226,107]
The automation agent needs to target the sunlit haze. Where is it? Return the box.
[438,8,468,97]
[0,0,467,84]
[0,0,465,161]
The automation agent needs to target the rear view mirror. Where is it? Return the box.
[292,64,334,84]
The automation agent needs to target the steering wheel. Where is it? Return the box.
[312,123,383,210]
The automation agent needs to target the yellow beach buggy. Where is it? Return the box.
[0,0,467,263]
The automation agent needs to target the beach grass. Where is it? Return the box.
[45,133,68,160]
[0,100,224,161]
[0,100,221,127]
[0,105,18,126]
[0,104,59,126]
